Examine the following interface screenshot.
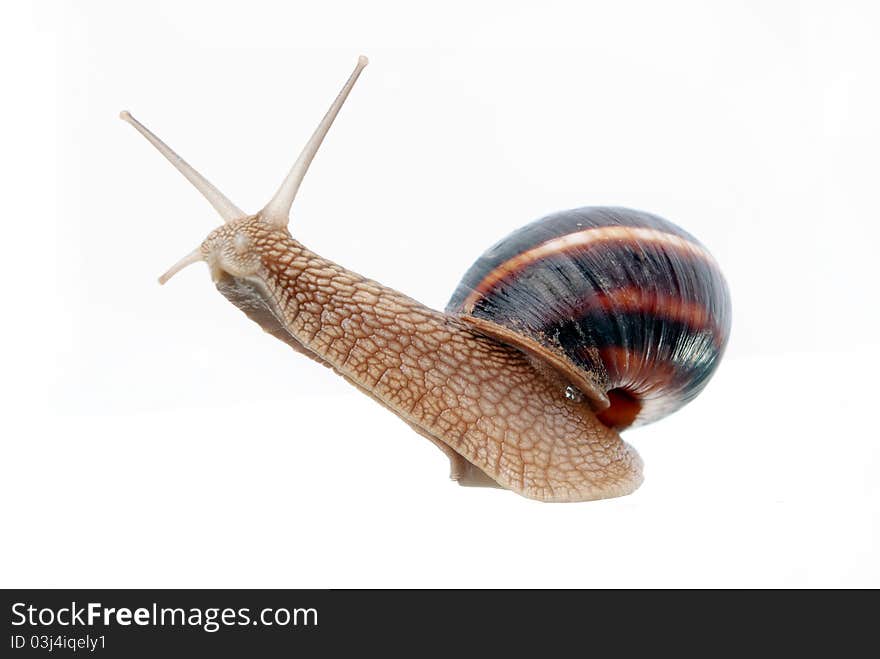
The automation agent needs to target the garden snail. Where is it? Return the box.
[121,56,731,502]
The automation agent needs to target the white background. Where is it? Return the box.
[2,1,878,587]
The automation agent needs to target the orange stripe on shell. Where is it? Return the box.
[571,286,724,347]
[460,226,717,313]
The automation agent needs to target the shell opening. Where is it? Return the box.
[596,388,642,430]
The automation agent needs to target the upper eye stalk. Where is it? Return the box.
[120,56,369,282]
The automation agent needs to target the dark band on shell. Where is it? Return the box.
[447,207,731,428]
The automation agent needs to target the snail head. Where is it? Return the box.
[119,56,369,285]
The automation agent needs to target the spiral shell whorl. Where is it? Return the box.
[446,207,731,428]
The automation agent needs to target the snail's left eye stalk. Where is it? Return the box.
[119,110,245,223]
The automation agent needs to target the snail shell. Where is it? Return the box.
[447,207,731,429]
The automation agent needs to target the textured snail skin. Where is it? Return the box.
[203,217,644,503]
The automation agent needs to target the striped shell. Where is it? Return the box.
[446,207,731,429]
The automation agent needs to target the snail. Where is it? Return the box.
[121,56,731,502]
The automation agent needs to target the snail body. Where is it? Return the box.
[122,58,730,502]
